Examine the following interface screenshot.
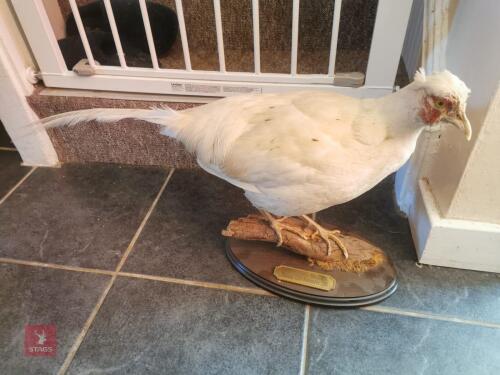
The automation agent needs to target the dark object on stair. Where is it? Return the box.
[61,0,178,68]
[59,29,152,69]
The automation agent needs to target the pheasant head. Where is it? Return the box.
[413,69,472,140]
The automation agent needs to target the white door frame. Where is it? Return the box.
[0,8,58,167]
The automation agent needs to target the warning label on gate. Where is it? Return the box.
[223,86,262,94]
[171,83,262,95]
[171,83,221,93]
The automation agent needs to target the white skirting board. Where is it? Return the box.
[409,179,500,273]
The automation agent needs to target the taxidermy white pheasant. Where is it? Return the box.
[40,69,471,258]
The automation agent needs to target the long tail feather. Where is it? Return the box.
[39,106,183,137]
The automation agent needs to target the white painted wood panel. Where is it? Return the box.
[365,0,413,87]
[402,0,423,76]
[0,24,58,166]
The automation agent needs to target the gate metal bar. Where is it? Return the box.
[252,0,261,74]
[291,0,300,75]
[174,0,192,71]
[139,0,160,70]
[67,0,95,67]
[328,0,343,77]
[102,0,127,68]
[213,0,226,72]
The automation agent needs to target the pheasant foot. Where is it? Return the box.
[300,215,349,258]
[259,210,309,246]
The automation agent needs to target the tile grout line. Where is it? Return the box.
[56,168,175,375]
[117,271,273,296]
[56,276,116,375]
[0,256,270,297]
[0,257,114,276]
[113,168,174,273]
[2,254,500,330]
[299,304,311,375]
[0,167,37,206]
[362,305,500,329]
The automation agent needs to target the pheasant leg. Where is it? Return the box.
[259,210,309,246]
[301,215,349,258]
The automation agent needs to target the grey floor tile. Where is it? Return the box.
[0,263,111,375]
[382,261,500,324]
[308,308,500,375]
[68,277,305,375]
[317,175,500,324]
[123,169,256,286]
[0,164,168,269]
[0,152,31,198]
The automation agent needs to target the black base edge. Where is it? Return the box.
[225,242,398,307]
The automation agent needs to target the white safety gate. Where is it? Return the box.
[11,0,413,98]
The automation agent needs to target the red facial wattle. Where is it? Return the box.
[419,96,454,125]
[419,99,441,124]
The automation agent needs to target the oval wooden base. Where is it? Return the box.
[225,238,398,307]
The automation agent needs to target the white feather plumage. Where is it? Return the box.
[38,70,471,217]
[41,106,181,132]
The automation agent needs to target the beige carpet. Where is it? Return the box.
[28,91,200,168]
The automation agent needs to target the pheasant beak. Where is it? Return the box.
[444,108,472,141]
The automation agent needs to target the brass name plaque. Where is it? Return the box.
[273,265,336,291]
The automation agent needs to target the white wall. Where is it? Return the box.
[401,0,423,77]
[445,83,500,224]
[425,0,500,223]
[399,0,500,272]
